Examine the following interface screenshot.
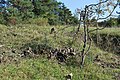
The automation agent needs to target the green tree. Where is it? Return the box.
[32,0,61,25]
[0,0,78,25]
[1,0,34,25]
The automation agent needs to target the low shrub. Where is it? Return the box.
[0,14,6,24]
[28,18,48,26]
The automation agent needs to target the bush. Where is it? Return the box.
[0,13,6,24]
[28,18,48,26]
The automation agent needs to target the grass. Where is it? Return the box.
[89,27,120,36]
[0,24,120,80]
[0,57,119,80]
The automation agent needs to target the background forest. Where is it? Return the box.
[0,0,79,25]
[0,0,120,27]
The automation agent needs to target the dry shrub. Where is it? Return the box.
[8,17,17,25]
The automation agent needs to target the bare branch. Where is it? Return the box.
[98,3,118,19]
[87,0,113,7]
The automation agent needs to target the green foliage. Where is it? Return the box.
[3,0,34,25]
[98,18,120,27]
[107,18,118,26]
[0,13,6,24]
[117,15,120,26]
[0,0,78,25]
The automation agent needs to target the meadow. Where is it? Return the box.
[0,24,120,80]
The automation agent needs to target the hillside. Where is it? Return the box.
[90,27,120,54]
[0,24,120,80]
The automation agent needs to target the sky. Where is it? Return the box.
[57,0,119,17]
[57,0,99,13]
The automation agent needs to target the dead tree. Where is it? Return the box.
[76,0,119,67]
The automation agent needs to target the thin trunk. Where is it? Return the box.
[80,6,87,66]
[81,23,87,66]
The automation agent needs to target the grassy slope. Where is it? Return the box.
[0,24,120,80]
[89,27,120,36]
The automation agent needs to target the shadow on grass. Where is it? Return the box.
[65,56,81,68]
[91,34,120,55]
[20,38,53,55]
[20,38,82,68]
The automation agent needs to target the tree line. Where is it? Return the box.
[97,17,120,27]
[0,0,79,25]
